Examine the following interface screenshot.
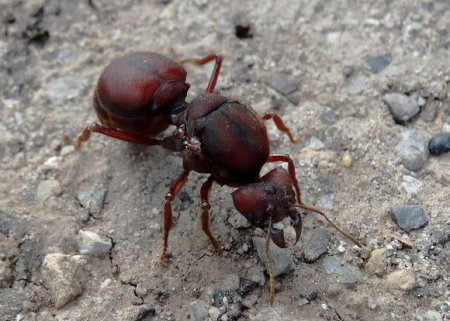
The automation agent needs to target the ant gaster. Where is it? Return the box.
[75,52,361,306]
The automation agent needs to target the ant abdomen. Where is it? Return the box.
[93,52,190,136]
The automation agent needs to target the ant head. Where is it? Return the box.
[232,166,302,248]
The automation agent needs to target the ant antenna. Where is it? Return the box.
[293,204,362,248]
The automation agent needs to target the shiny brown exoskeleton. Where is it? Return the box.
[75,52,360,306]
[76,52,300,264]
[232,166,361,305]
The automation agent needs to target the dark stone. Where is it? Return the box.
[429,133,450,156]
[305,291,318,302]
[391,205,429,232]
[238,277,257,295]
[235,25,253,39]
[366,53,392,74]
[135,306,156,321]
[213,291,243,319]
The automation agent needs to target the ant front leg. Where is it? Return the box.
[262,112,298,143]
[267,154,302,205]
[179,54,223,93]
[74,123,163,148]
[160,170,190,265]
[200,175,222,254]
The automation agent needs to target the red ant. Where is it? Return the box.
[74,52,361,306]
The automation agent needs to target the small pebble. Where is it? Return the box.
[341,150,352,167]
[303,229,331,263]
[263,71,300,96]
[36,179,62,201]
[383,93,420,122]
[391,205,429,232]
[429,133,450,156]
[386,269,416,291]
[366,248,387,276]
[337,244,346,253]
[421,311,443,321]
[309,137,324,150]
[395,129,427,171]
[209,307,221,320]
[365,53,392,74]
[41,253,87,309]
[189,301,208,321]
[321,303,329,310]
[60,145,75,156]
[220,274,240,292]
[228,213,251,229]
[78,230,112,256]
[77,185,107,216]
[323,256,360,285]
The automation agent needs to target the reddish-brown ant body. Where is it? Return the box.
[76,52,360,306]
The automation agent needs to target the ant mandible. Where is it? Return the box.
[75,52,361,305]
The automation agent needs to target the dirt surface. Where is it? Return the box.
[1,0,449,320]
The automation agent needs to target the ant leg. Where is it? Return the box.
[200,175,222,254]
[267,154,302,204]
[262,113,298,143]
[179,54,223,93]
[293,204,362,248]
[160,170,190,265]
[265,218,275,307]
[74,123,163,148]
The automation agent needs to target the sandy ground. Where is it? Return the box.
[1,0,449,320]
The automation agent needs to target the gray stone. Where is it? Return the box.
[253,237,294,276]
[77,185,107,217]
[365,53,392,74]
[36,179,62,201]
[41,253,88,309]
[208,307,221,320]
[78,230,112,256]
[322,256,360,285]
[228,213,251,229]
[386,269,416,291]
[309,137,325,150]
[421,311,443,321]
[391,205,429,232]
[189,301,208,321]
[395,130,428,171]
[303,229,331,263]
[264,72,300,96]
[346,71,366,95]
[383,93,420,122]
